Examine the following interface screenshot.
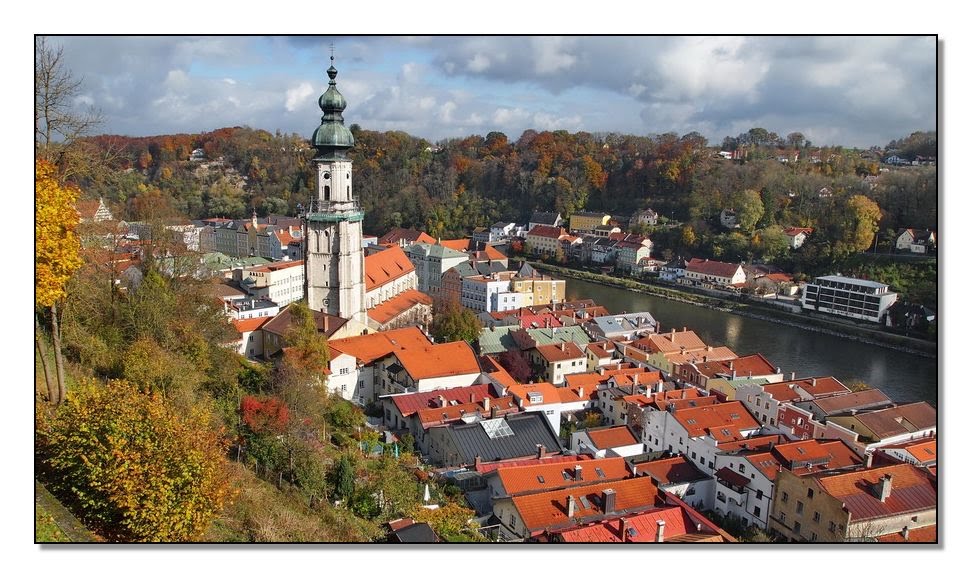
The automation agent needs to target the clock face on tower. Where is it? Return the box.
[323,171,331,180]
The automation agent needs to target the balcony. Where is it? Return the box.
[304,199,364,223]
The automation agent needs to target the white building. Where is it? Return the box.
[801,275,898,323]
[239,260,305,306]
[461,271,517,313]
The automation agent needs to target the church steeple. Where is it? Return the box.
[311,56,355,160]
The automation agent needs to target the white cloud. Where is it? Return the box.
[285,82,314,113]
[467,53,490,72]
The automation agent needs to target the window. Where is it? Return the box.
[829,522,837,533]
[813,511,820,523]
[753,506,761,518]
[339,367,350,375]
[781,491,789,503]
[807,488,815,499]
[756,489,763,500]
[739,464,746,474]
[796,501,804,514]
[794,521,802,534]
[691,451,697,459]
[780,512,786,523]
[810,532,817,541]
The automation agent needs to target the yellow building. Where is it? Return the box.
[510,275,566,307]
[568,211,611,234]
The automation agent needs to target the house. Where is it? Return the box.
[732,376,850,433]
[794,388,895,422]
[227,297,280,320]
[629,328,709,375]
[642,400,762,474]
[385,518,439,543]
[614,240,653,274]
[412,395,520,456]
[76,197,114,223]
[629,208,659,229]
[769,463,937,542]
[525,225,569,257]
[590,312,658,340]
[876,438,936,468]
[364,245,417,309]
[405,242,469,298]
[571,425,645,458]
[801,275,899,323]
[585,341,618,371]
[569,211,612,234]
[631,455,714,512]
[783,227,813,249]
[895,229,936,254]
[381,383,495,434]
[719,209,738,229]
[238,260,305,306]
[683,258,747,288]
[461,271,519,313]
[530,342,587,385]
[489,221,518,241]
[379,340,483,396]
[425,411,563,468]
[710,438,863,529]
[675,353,782,390]
[826,402,936,451]
[437,238,509,268]
[377,228,436,248]
[261,303,352,361]
[503,381,592,435]
[230,317,268,358]
[528,211,563,232]
[659,257,687,282]
[367,290,432,333]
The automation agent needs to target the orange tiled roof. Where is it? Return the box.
[76,199,100,219]
[587,426,639,449]
[328,326,431,365]
[378,228,436,245]
[394,341,481,381]
[666,346,737,365]
[366,289,431,325]
[496,457,631,496]
[852,402,937,439]
[389,384,493,417]
[876,525,937,543]
[232,317,269,334]
[900,438,937,463]
[364,246,415,291]
[564,366,644,389]
[685,258,743,279]
[635,330,707,354]
[690,353,778,379]
[784,227,814,236]
[766,439,863,478]
[246,260,304,273]
[815,463,937,522]
[671,400,759,439]
[513,476,663,534]
[475,454,590,474]
[507,382,561,407]
[526,225,568,239]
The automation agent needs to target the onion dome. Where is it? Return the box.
[311,56,354,158]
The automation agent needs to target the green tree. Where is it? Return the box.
[731,189,765,233]
[38,378,233,542]
[332,455,356,502]
[430,300,482,343]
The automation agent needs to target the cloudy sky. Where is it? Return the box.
[43,35,935,149]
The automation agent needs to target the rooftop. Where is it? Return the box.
[853,402,937,439]
[394,341,482,381]
[814,463,937,522]
[364,246,415,291]
[671,400,760,441]
[261,303,349,339]
[814,275,890,290]
[632,455,708,485]
[366,289,431,325]
[586,426,640,449]
[387,383,493,418]
[328,326,431,365]
[535,341,586,363]
[512,476,662,534]
[685,258,743,278]
[496,456,631,496]
[444,412,563,466]
[809,388,894,414]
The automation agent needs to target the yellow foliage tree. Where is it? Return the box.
[35,159,83,404]
[38,378,234,542]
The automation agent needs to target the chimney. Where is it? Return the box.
[483,397,491,412]
[682,327,687,332]
[490,405,498,419]
[578,386,585,398]
[631,464,638,476]
[518,398,524,409]
[655,519,666,543]
[567,495,577,518]
[537,444,546,459]
[602,489,617,514]
[731,369,737,380]
[903,526,911,540]
[474,455,482,469]
[470,393,475,404]
[438,395,446,408]
[812,378,817,387]
[729,361,734,371]
[865,452,874,467]
[790,372,796,381]
[619,517,629,542]
[574,465,583,481]
[877,474,893,502]
[671,328,676,339]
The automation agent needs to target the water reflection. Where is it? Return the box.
[564,277,937,405]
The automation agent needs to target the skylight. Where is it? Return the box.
[579,496,592,509]
[537,475,545,484]
[595,467,606,479]
[481,418,514,439]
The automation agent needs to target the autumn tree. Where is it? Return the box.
[430,300,482,343]
[35,160,83,405]
[37,378,233,542]
[731,189,766,233]
[497,349,533,383]
[281,302,331,386]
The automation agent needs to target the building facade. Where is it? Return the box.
[801,275,898,323]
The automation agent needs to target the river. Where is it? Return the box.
[563,277,938,406]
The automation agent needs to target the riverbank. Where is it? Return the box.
[531,262,937,359]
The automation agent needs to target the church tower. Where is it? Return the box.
[304,57,367,326]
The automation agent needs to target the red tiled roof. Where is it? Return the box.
[666,346,737,365]
[690,353,778,379]
[232,317,269,334]
[769,439,863,477]
[651,395,719,412]
[587,426,638,449]
[367,289,431,325]
[559,383,597,404]
[812,388,893,413]
[416,396,518,429]
[717,434,787,453]
[784,227,813,236]
[554,506,725,543]
[633,456,708,485]
[761,376,850,402]
[246,259,304,273]
[535,342,585,363]
[76,199,100,219]
[685,258,743,279]
[634,330,707,354]
[883,438,937,464]
[526,225,568,239]
[512,476,663,534]
[815,463,937,522]
[389,384,493,418]
[764,272,794,283]
[261,303,348,339]
[715,466,750,488]
[364,246,415,291]
[671,401,760,440]
[875,525,937,543]
[378,228,436,245]
[496,457,631,496]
